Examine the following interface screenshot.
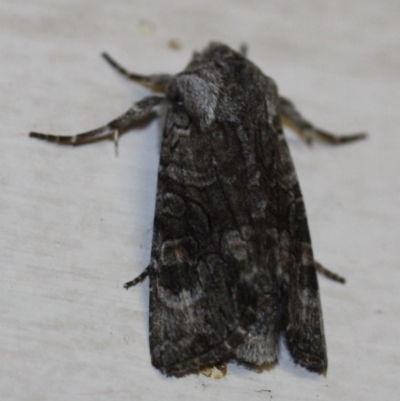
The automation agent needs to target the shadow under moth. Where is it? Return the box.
[30,42,365,378]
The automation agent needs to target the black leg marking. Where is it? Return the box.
[124,266,150,289]
[30,95,164,145]
[102,52,172,92]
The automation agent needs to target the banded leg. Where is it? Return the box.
[279,96,367,144]
[124,265,150,289]
[29,95,164,146]
[102,53,172,92]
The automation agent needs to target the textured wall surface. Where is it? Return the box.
[1,1,399,400]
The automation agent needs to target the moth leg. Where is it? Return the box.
[279,96,367,144]
[29,95,164,145]
[315,261,345,284]
[124,265,150,289]
[102,53,172,93]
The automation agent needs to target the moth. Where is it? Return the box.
[30,42,365,377]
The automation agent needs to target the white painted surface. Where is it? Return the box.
[1,1,399,400]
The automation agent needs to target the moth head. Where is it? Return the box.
[189,42,241,66]
[167,71,221,129]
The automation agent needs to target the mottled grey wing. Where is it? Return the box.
[227,104,327,373]
[147,101,264,376]
[273,129,328,373]
[147,50,326,376]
